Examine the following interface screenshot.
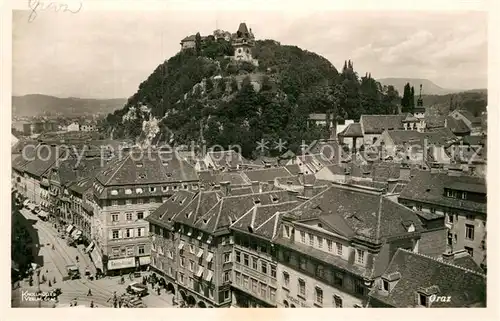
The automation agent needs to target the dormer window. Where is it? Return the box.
[136,188,143,194]
[383,280,389,291]
[162,186,168,192]
[253,198,261,205]
[125,189,132,195]
[150,187,156,193]
[419,293,428,307]
[136,163,143,168]
[111,189,118,195]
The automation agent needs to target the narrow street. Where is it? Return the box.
[11,208,175,308]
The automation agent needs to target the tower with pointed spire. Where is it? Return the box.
[413,84,427,131]
[231,22,257,64]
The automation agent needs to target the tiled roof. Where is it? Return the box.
[372,162,401,182]
[446,181,486,194]
[206,150,247,170]
[192,190,293,234]
[338,123,363,137]
[386,130,423,146]
[181,35,196,42]
[243,167,292,183]
[423,128,459,147]
[56,158,104,186]
[237,22,250,36]
[360,114,407,134]
[23,145,62,178]
[443,253,484,273]
[198,170,250,186]
[146,190,199,229]
[231,201,299,240]
[95,150,198,186]
[284,164,300,175]
[68,176,95,195]
[285,184,424,243]
[445,116,470,134]
[398,170,486,213]
[12,140,38,155]
[456,109,481,125]
[369,249,486,307]
[307,140,344,164]
[413,210,443,221]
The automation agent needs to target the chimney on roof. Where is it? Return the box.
[251,181,260,193]
[298,172,304,185]
[220,181,231,196]
[303,184,314,198]
[442,249,468,263]
[287,189,299,202]
[267,180,275,191]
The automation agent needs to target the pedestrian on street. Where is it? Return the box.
[48,280,51,287]
[87,289,92,296]
[52,244,54,250]
[157,287,160,296]
[118,299,122,308]
[90,300,94,308]
[53,276,56,284]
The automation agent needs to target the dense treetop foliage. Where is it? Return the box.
[102,39,403,157]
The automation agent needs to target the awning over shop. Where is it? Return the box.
[66,225,74,233]
[196,266,204,278]
[204,270,213,282]
[85,242,95,253]
[139,256,151,266]
[107,257,136,270]
[206,252,213,263]
[90,247,103,271]
[196,249,204,258]
[178,241,185,250]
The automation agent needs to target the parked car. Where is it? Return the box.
[126,282,148,297]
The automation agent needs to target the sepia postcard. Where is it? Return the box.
[2,0,498,320]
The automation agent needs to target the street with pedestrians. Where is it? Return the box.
[11,208,175,308]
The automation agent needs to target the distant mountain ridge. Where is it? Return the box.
[377,78,484,96]
[12,94,127,117]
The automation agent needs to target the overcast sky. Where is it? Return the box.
[12,9,487,99]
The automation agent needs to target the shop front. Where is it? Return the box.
[107,257,136,276]
[138,256,151,271]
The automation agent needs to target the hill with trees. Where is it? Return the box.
[101,38,402,158]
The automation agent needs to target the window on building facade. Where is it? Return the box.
[298,279,306,297]
[309,233,314,246]
[284,225,290,238]
[168,250,173,259]
[179,273,184,284]
[466,215,474,221]
[126,213,132,221]
[269,287,276,301]
[461,192,467,200]
[252,278,258,293]
[333,295,343,308]
[126,228,133,238]
[261,261,267,274]
[125,199,132,205]
[189,260,195,272]
[315,287,323,305]
[299,257,306,270]
[137,198,143,204]
[243,275,249,289]
[283,272,290,287]
[317,237,323,248]
[223,271,230,282]
[356,249,365,264]
[235,250,241,263]
[180,257,185,267]
[252,257,258,270]
[223,252,231,263]
[416,205,422,211]
[465,246,474,257]
[448,213,454,223]
[235,272,241,285]
[465,224,475,240]
[137,227,144,237]
[112,230,119,239]
[270,265,276,278]
[260,282,267,298]
[316,265,325,278]
[327,240,333,252]
[430,208,436,214]
[336,243,343,256]
[111,214,119,222]
[223,290,230,300]
[137,212,144,220]
[111,200,118,207]
[333,273,343,287]
[300,231,306,243]
[244,254,249,266]
[383,280,389,291]
[126,247,134,256]
[354,279,365,296]
[189,244,195,254]
[168,267,173,276]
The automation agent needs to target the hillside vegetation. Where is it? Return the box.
[102,38,402,157]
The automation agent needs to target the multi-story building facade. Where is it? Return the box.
[272,183,446,308]
[91,150,199,275]
[398,170,487,269]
